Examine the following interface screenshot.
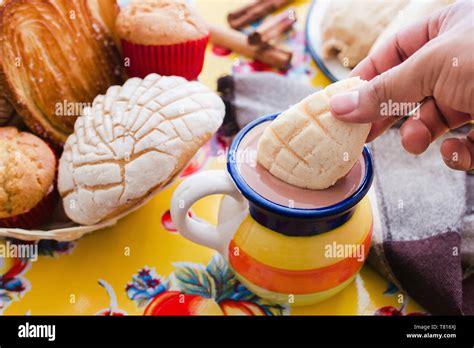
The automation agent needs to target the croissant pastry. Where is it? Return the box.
[320,0,408,68]
[87,0,121,47]
[0,97,13,126]
[0,0,126,145]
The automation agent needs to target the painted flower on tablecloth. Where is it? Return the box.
[127,255,286,316]
[215,131,232,153]
[3,237,76,258]
[37,240,76,257]
[126,268,169,307]
[382,282,399,296]
[374,283,427,316]
[0,241,30,313]
[0,238,76,312]
[161,210,194,233]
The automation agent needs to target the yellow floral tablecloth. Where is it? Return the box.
[0,0,424,316]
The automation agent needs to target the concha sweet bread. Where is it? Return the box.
[58,74,225,225]
[320,0,408,68]
[257,77,370,190]
[371,0,454,52]
[0,0,125,145]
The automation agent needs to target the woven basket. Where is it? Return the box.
[0,219,117,242]
[0,175,177,242]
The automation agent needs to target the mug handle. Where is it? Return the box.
[170,170,245,253]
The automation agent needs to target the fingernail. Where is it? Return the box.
[442,155,452,167]
[330,91,359,115]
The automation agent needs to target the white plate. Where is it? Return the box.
[305,0,352,82]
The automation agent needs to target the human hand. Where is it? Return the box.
[329,0,474,171]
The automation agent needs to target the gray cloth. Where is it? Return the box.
[229,72,318,128]
[371,130,466,241]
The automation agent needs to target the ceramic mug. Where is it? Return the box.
[171,114,374,306]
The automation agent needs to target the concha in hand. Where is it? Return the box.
[257,77,370,190]
[58,74,225,225]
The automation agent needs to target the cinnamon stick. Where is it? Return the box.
[248,8,296,45]
[227,0,294,30]
[208,24,292,70]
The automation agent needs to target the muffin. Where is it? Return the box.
[116,0,209,80]
[0,127,58,229]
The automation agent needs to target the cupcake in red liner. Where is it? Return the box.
[0,184,58,229]
[0,127,58,229]
[117,0,209,81]
[120,35,209,80]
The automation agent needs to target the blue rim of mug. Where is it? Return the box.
[227,113,373,219]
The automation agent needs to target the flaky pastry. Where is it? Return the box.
[0,0,125,145]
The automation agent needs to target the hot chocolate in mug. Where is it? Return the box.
[171,114,374,306]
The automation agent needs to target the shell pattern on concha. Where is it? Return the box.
[58,74,225,225]
[257,77,370,190]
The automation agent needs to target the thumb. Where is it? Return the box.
[329,56,428,123]
[440,130,474,171]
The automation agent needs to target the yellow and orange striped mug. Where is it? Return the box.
[171,114,374,306]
